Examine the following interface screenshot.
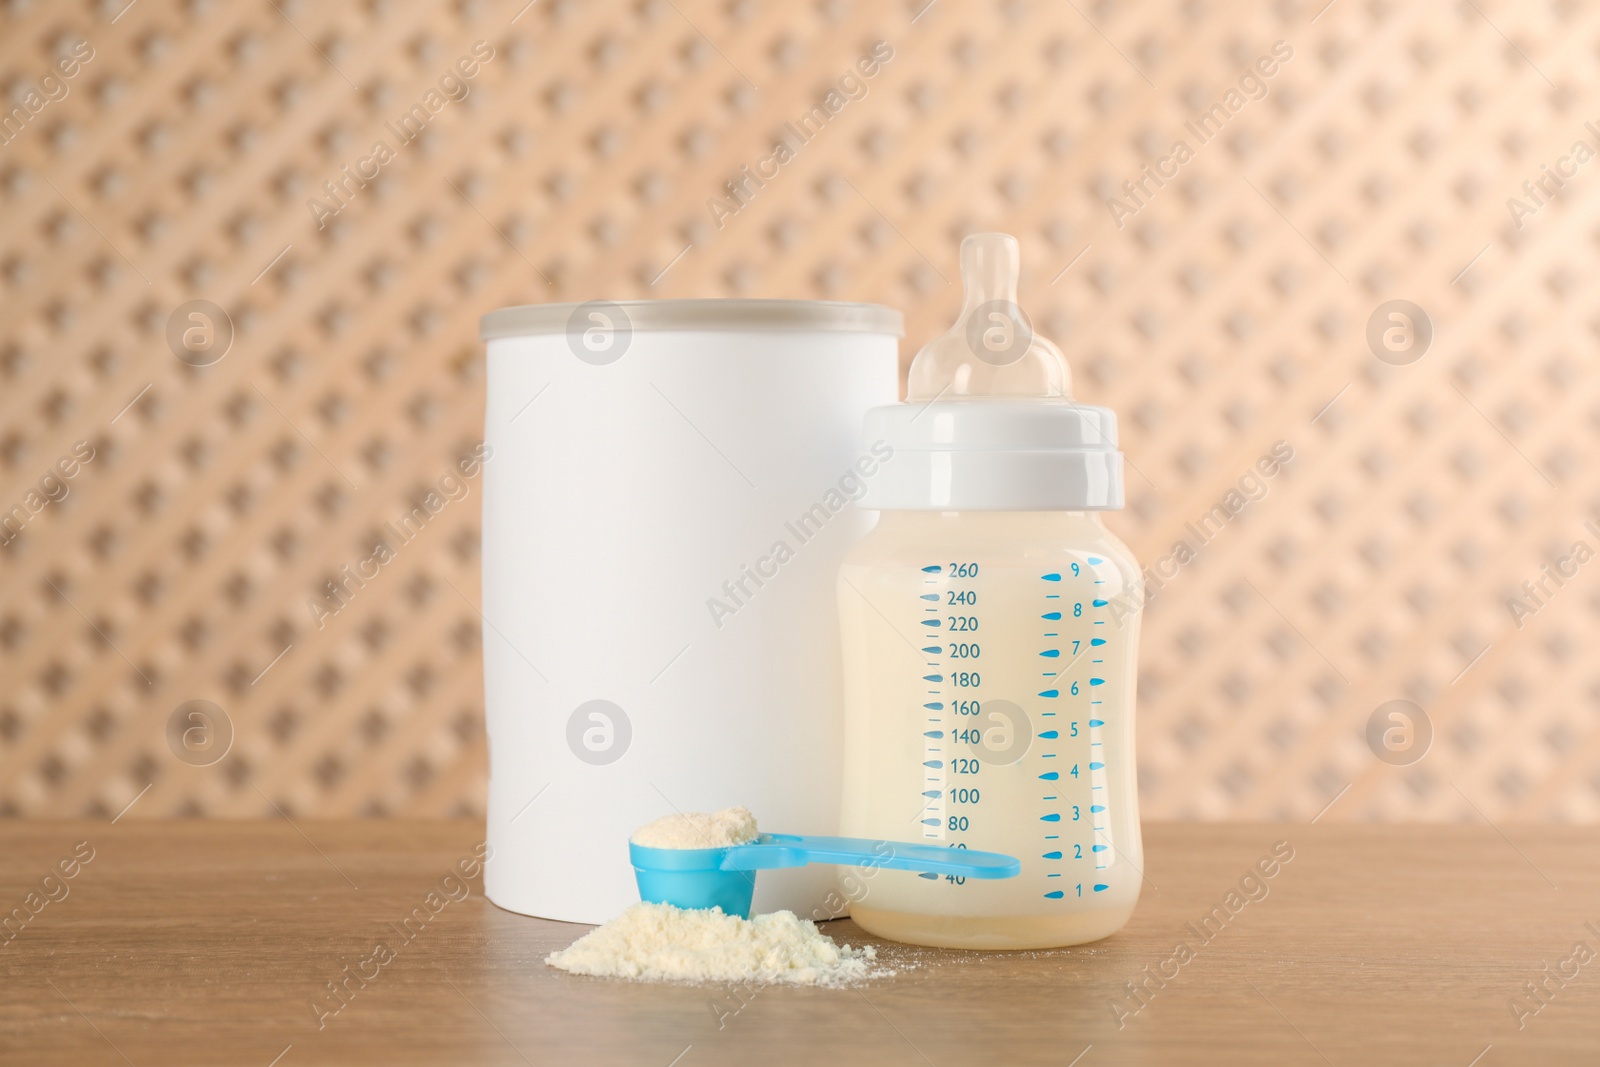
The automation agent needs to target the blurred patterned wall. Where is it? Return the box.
[3,0,1598,822]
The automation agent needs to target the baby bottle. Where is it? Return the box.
[837,233,1143,950]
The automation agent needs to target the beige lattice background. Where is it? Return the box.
[2,0,1598,823]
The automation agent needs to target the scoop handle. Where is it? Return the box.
[719,834,1019,879]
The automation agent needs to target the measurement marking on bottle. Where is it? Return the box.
[922,565,949,840]
[889,554,1131,907]
[1076,558,1115,892]
[1042,570,1068,901]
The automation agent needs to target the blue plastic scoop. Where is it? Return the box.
[629,833,1020,918]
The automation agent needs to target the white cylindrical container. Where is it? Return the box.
[479,299,902,924]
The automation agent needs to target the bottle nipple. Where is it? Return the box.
[906,233,1072,400]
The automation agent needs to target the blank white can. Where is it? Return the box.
[479,299,902,923]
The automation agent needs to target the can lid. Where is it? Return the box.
[480,298,904,340]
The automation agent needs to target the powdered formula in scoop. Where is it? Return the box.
[630,805,759,849]
[544,902,878,986]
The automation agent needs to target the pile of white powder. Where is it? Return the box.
[545,901,877,986]
[545,806,879,986]
[629,805,759,849]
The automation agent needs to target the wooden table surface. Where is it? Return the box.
[2,820,1597,1066]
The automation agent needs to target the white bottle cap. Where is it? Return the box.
[859,399,1124,510]
[859,233,1125,512]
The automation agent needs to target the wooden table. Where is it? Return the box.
[2,820,1596,1065]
